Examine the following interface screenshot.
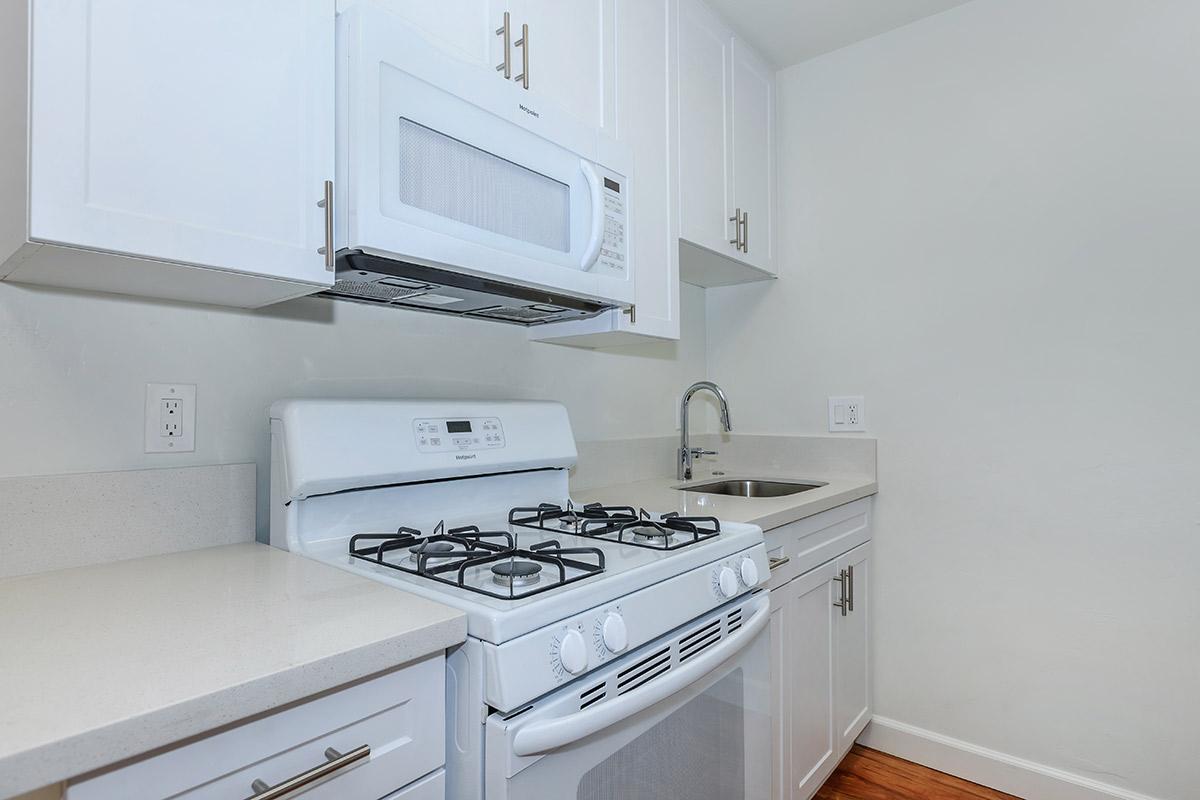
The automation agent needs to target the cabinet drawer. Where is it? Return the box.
[67,655,444,800]
[764,497,872,588]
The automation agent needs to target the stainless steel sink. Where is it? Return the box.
[676,479,826,498]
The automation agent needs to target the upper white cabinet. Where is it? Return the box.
[1,0,336,308]
[676,0,776,286]
[530,0,679,346]
[373,0,613,132]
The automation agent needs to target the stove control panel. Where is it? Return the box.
[413,417,505,453]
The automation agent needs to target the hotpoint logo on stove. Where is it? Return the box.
[519,103,540,118]
[455,453,478,461]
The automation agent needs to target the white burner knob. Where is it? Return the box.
[602,613,628,653]
[740,557,759,587]
[717,566,738,599]
[559,629,588,675]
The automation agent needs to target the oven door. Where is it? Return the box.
[340,5,633,305]
[485,593,771,800]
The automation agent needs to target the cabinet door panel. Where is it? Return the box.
[769,587,790,800]
[518,0,612,129]
[29,0,334,286]
[789,564,839,800]
[731,38,774,273]
[835,543,872,754]
[365,0,503,69]
[676,0,733,255]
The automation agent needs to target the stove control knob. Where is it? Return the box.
[717,566,738,599]
[559,629,588,675]
[602,613,628,653]
[740,557,759,587]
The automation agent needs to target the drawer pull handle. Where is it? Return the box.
[247,744,370,800]
[768,556,790,571]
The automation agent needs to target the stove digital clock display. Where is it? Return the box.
[446,420,472,433]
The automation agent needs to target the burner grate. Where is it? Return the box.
[348,521,605,600]
[511,502,721,550]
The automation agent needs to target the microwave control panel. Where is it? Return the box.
[597,175,628,275]
[414,417,505,453]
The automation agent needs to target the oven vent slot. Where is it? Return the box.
[616,646,671,695]
[679,618,724,663]
[727,608,743,633]
[578,681,608,710]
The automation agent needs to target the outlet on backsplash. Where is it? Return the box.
[828,396,866,432]
[145,384,196,453]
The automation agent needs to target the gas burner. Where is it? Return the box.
[347,524,605,600]
[574,509,722,551]
[631,525,673,543]
[491,560,543,587]
[408,540,456,563]
[510,502,639,536]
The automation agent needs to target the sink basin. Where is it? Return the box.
[677,479,826,498]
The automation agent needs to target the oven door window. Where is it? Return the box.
[578,669,746,800]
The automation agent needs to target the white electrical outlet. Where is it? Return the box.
[828,396,866,432]
[145,383,196,453]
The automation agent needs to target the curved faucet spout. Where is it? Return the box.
[679,381,733,481]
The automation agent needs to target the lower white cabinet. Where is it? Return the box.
[768,501,873,800]
[66,655,446,800]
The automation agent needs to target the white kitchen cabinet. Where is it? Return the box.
[529,0,679,346]
[768,501,873,800]
[67,655,446,800]
[834,543,872,754]
[0,0,336,308]
[349,0,508,72]
[675,0,776,286]
[516,0,614,131]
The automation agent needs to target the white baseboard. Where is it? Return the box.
[858,716,1165,800]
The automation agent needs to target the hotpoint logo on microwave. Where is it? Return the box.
[519,103,540,118]
[455,453,478,461]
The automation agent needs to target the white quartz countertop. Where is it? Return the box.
[0,543,467,798]
[575,473,878,531]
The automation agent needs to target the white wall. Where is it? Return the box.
[0,282,710,536]
[707,1,1200,798]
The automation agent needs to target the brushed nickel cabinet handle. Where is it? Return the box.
[741,210,749,253]
[768,556,790,571]
[514,23,529,89]
[847,563,855,612]
[495,12,511,79]
[317,180,334,270]
[623,304,636,324]
[729,208,742,249]
[832,569,847,616]
[247,745,369,800]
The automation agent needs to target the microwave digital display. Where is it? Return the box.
[446,420,472,433]
[603,178,621,193]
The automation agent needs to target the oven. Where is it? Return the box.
[483,593,771,800]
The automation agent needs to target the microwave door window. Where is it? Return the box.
[396,118,570,253]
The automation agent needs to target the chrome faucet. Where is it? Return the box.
[678,381,733,481]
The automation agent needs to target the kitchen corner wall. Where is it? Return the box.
[706,1,1200,798]
[0,282,711,538]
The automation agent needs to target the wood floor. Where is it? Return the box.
[814,746,1022,800]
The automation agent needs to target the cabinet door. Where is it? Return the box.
[29,0,334,287]
[788,562,840,800]
[364,0,506,70]
[731,38,775,274]
[676,0,734,257]
[769,586,790,800]
[516,0,613,130]
[834,542,872,755]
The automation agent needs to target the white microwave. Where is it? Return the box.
[330,5,633,325]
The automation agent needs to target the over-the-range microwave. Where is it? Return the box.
[327,4,633,326]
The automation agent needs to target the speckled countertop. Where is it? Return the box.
[0,543,467,798]
[576,473,877,530]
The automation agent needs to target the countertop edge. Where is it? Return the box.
[0,612,467,798]
[742,481,878,530]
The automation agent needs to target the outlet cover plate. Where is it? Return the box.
[828,396,866,432]
[145,383,196,453]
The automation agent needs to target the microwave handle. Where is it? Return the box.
[510,594,769,757]
[579,159,605,271]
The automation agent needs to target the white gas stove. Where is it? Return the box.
[270,399,771,800]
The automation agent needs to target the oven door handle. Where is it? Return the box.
[511,595,770,757]
[579,159,605,271]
